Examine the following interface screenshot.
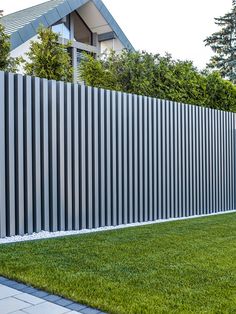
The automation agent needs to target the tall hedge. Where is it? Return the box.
[79,50,236,112]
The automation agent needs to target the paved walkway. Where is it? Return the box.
[0,277,104,314]
[0,283,81,314]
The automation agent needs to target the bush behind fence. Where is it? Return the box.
[0,71,235,238]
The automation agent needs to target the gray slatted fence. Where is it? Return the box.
[0,71,235,238]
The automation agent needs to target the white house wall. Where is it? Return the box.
[11,35,38,74]
[100,38,124,53]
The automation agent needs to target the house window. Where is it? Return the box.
[52,16,71,40]
[73,12,92,45]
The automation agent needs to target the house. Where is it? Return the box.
[0,0,134,81]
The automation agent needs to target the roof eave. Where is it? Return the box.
[8,0,134,52]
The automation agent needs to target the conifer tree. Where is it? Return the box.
[0,12,22,72]
[205,2,236,83]
[24,26,73,82]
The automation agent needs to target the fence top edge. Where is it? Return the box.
[0,70,234,116]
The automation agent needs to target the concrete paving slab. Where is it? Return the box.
[0,297,30,313]
[14,293,45,305]
[0,285,22,299]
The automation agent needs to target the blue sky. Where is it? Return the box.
[2,0,233,69]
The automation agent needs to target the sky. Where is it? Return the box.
[1,0,233,69]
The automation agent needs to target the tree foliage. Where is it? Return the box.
[0,20,22,72]
[79,50,236,112]
[204,4,236,83]
[24,26,73,82]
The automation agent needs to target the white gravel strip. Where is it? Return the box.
[0,210,235,244]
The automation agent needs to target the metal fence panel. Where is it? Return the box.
[0,71,235,237]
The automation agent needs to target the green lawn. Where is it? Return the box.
[0,214,236,314]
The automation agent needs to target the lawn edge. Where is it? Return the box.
[0,209,235,245]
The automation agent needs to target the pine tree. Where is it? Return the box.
[204,2,236,83]
[24,26,73,82]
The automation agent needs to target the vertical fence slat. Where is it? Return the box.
[6,73,15,236]
[143,97,148,222]
[49,80,58,231]
[128,94,133,223]
[0,72,6,238]
[226,113,230,210]
[93,88,99,228]
[225,112,228,211]
[188,106,193,216]
[195,106,200,215]
[231,114,234,210]
[218,110,222,211]
[192,105,197,216]
[24,76,33,234]
[213,110,218,213]
[133,95,138,223]
[148,98,153,221]
[205,108,210,213]
[229,113,232,209]
[157,99,162,220]
[117,92,123,225]
[57,81,65,231]
[87,86,93,229]
[65,83,73,230]
[170,101,175,218]
[182,104,187,217]
[15,74,24,235]
[178,104,183,217]
[41,79,50,231]
[138,95,144,222]
[166,101,170,219]
[73,84,79,230]
[111,91,117,226]
[80,84,86,229]
[100,89,106,227]
[186,104,190,215]
[106,90,112,226]
[174,102,179,218]
[209,110,213,213]
[123,93,128,224]
[222,111,225,211]
[153,99,157,221]
[32,77,41,232]
[162,100,167,219]
[232,114,235,210]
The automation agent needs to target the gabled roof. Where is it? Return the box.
[0,0,134,51]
